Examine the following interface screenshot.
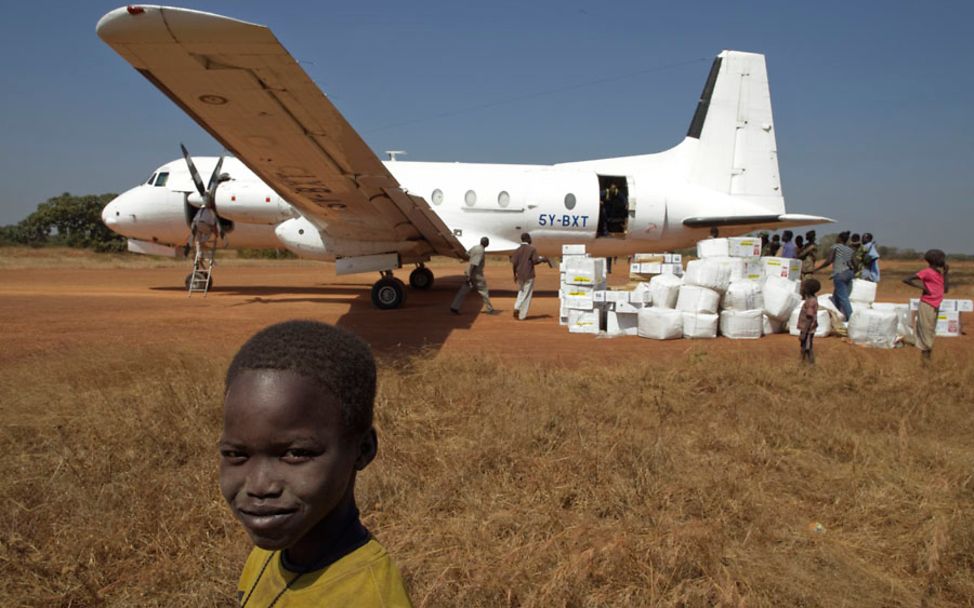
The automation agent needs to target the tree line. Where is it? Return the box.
[0,193,125,252]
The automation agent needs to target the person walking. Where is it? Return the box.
[813,231,855,322]
[903,249,949,361]
[510,233,547,320]
[450,237,497,315]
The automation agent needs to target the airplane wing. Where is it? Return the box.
[682,213,833,231]
[96,5,466,261]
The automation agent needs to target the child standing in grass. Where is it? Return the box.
[903,249,949,360]
[220,320,412,607]
[798,278,821,365]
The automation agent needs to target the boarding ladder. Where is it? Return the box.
[187,247,214,297]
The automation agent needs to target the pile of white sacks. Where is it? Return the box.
[561,239,968,347]
[635,237,813,340]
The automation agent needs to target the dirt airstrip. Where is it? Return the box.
[0,253,970,364]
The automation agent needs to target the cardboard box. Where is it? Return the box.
[697,238,729,258]
[562,244,586,256]
[666,253,683,264]
[936,310,961,337]
[593,290,607,303]
[564,256,606,286]
[605,290,629,303]
[629,289,652,304]
[727,237,762,258]
[744,260,763,281]
[633,253,666,264]
[615,300,644,314]
[640,262,662,274]
[761,256,801,281]
[661,263,683,276]
[563,285,595,310]
[568,309,600,334]
[606,310,639,336]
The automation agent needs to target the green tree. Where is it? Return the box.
[2,193,125,252]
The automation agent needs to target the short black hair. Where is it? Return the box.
[782,230,793,241]
[837,231,850,243]
[225,320,376,435]
[924,249,946,269]
[801,278,821,298]
[480,236,489,246]
[520,232,532,244]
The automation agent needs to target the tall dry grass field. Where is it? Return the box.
[2,341,973,607]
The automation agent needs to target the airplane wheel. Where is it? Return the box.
[409,266,434,290]
[371,277,406,309]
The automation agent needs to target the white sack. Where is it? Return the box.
[787,307,833,337]
[763,314,785,335]
[637,307,684,340]
[683,259,732,292]
[719,309,764,339]
[818,293,845,322]
[676,284,721,314]
[605,311,639,337]
[682,312,719,339]
[763,276,801,321]
[647,273,683,309]
[850,278,877,304]
[847,309,898,348]
[696,238,729,258]
[722,280,765,312]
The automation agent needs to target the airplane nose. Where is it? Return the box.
[102,201,118,227]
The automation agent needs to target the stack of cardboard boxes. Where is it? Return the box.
[559,245,607,334]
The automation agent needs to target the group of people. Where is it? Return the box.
[450,232,548,321]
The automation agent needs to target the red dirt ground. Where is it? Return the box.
[0,257,969,365]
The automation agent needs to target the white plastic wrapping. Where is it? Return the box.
[763,276,801,321]
[696,238,730,258]
[850,278,877,304]
[683,259,732,292]
[712,256,747,282]
[676,285,721,314]
[637,307,684,340]
[605,311,639,336]
[647,273,683,309]
[719,309,764,339]
[787,307,833,337]
[722,280,765,311]
[763,314,785,335]
[567,309,601,334]
[682,312,719,339]
[847,309,898,348]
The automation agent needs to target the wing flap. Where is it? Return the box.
[97,5,466,258]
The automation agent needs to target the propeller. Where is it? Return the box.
[180,143,234,235]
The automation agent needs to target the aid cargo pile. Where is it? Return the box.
[558,239,969,345]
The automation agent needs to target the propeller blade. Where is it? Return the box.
[205,156,225,210]
[180,143,207,199]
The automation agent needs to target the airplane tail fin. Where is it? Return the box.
[686,51,784,213]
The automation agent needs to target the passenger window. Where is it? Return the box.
[564,193,576,210]
[155,172,170,187]
[497,191,510,208]
[464,190,477,207]
[431,189,444,205]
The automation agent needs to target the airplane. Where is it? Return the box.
[97,5,831,310]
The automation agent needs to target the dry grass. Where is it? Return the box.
[2,342,973,607]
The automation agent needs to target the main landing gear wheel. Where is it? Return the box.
[409,266,434,290]
[184,272,213,291]
[371,276,407,309]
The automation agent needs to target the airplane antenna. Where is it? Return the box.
[385,150,406,161]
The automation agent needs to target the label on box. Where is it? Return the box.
[640,262,662,274]
[936,310,961,336]
[562,244,587,255]
[728,237,762,258]
[761,257,801,281]
[593,290,606,303]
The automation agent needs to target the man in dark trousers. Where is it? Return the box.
[450,236,497,315]
[510,233,547,320]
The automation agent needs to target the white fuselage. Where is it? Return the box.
[102,138,783,262]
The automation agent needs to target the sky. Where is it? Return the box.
[1,1,971,252]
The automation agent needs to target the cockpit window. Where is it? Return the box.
[154,172,170,187]
[146,173,157,185]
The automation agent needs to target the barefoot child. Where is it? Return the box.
[220,320,412,607]
[903,249,949,360]
[798,278,821,364]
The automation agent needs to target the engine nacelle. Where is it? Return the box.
[215,187,294,224]
[275,216,330,260]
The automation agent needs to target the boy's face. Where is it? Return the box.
[219,369,369,555]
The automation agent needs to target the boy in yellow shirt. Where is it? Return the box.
[220,320,412,607]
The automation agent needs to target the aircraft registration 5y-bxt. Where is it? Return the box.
[97,5,831,309]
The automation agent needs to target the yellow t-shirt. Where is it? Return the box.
[236,539,412,607]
